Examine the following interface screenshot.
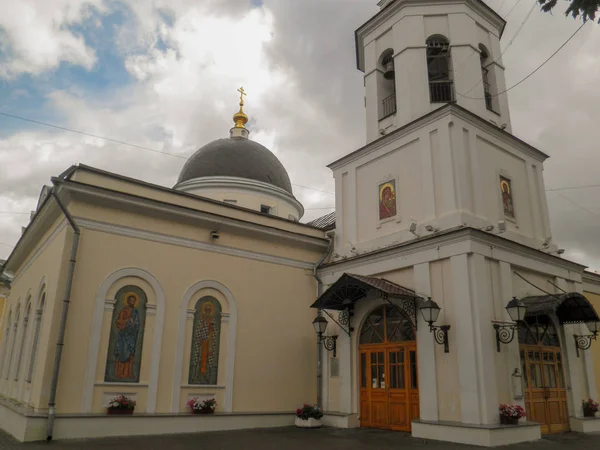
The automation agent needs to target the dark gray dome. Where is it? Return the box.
[176,138,293,195]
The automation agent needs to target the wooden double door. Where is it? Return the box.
[520,345,569,434]
[359,343,419,431]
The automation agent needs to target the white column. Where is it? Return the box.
[338,328,353,414]
[414,262,438,420]
[451,253,499,424]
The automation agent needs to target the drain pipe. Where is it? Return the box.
[313,233,333,408]
[46,189,80,441]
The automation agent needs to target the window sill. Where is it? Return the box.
[378,112,396,121]
[487,106,501,116]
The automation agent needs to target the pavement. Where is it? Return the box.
[0,427,599,449]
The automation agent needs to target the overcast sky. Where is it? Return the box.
[1,0,600,271]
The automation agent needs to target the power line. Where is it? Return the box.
[552,191,600,219]
[0,211,30,215]
[0,111,189,160]
[304,207,335,211]
[0,242,14,248]
[546,183,600,192]
[458,21,586,100]
[0,111,333,196]
[457,0,538,98]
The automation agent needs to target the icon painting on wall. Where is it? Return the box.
[104,286,147,383]
[379,180,397,220]
[500,176,515,219]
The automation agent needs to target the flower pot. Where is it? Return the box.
[295,417,322,428]
[107,408,134,415]
[193,408,215,414]
[500,415,519,425]
[583,407,597,418]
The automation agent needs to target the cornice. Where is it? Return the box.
[57,179,329,250]
[328,104,548,171]
[319,227,586,274]
[355,0,506,71]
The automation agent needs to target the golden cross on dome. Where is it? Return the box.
[237,86,247,106]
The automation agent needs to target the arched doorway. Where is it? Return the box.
[519,315,569,434]
[359,304,418,431]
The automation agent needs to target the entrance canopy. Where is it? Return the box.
[520,292,600,325]
[311,273,420,325]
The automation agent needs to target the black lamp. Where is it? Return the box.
[312,315,337,357]
[493,297,527,352]
[419,298,450,353]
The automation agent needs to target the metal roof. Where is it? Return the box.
[306,211,335,230]
[176,137,294,195]
[521,292,600,324]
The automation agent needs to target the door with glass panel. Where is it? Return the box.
[519,316,569,434]
[359,305,418,431]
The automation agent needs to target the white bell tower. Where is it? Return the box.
[357,0,512,143]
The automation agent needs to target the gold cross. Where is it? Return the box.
[237,86,247,105]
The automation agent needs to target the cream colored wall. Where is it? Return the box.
[0,217,70,412]
[55,227,321,413]
[180,187,300,221]
[70,202,321,264]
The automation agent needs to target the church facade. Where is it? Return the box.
[1,0,600,445]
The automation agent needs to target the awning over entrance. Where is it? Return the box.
[521,292,600,325]
[311,273,419,310]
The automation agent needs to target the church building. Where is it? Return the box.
[1,0,600,445]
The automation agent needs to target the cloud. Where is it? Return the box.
[1,0,600,276]
[0,0,108,78]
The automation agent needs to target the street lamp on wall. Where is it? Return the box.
[493,297,527,352]
[419,299,451,353]
[574,320,599,357]
[312,315,338,357]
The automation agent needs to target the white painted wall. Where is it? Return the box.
[358,0,511,143]
[331,108,551,260]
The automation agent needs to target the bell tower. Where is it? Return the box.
[357,0,512,143]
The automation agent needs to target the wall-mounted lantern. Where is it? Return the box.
[419,299,451,353]
[574,320,599,357]
[312,315,338,357]
[493,297,527,352]
[511,368,523,399]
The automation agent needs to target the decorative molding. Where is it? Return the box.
[171,280,237,413]
[103,299,116,312]
[186,309,195,319]
[58,181,327,250]
[82,268,166,414]
[174,176,304,219]
[145,303,157,316]
[75,217,317,271]
[94,382,149,387]
[319,228,586,279]
[180,384,226,389]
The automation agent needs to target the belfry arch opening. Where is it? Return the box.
[377,49,397,120]
[426,35,453,103]
[479,44,499,113]
[359,304,419,432]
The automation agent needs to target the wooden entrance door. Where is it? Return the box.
[359,305,418,431]
[519,316,569,434]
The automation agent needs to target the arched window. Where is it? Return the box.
[360,305,415,344]
[0,310,12,378]
[518,315,560,347]
[14,301,31,381]
[189,297,222,385]
[426,35,453,103]
[25,294,45,383]
[104,286,147,383]
[6,305,20,380]
[479,44,498,112]
[378,49,397,120]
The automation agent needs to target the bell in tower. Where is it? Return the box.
[382,54,395,80]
